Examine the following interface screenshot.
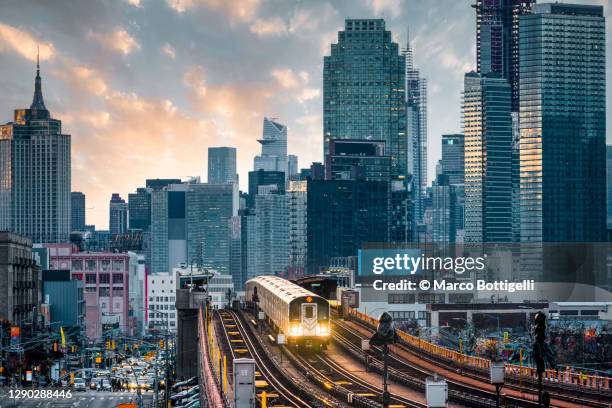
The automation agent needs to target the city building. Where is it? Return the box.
[307,179,389,273]
[430,175,457,244]
[147,270,178,333]
[441,134,465,238]
[228,216,242,291]
[109,193,128,236]
[46,244,131,340]
[287,181,307,278]
[0,58,71,243]
[288,154,298,179]
[253,186,288,277]
[247,169,285,208]
[208,147,237,184]
[607,146,612,229]
[323,19,407,177]
[0,232,41,327]
[390,179,413,244]
[463,72,513,243]
[253,117,288,176]
[128,251,146,337]
[325,139,391,181]
[150,182,239,279]
[403,31,428,224]
[473,0,536,111]
[71,192,86,232]
[128,187,151,231]
[42,269,84,339]
[519,3,606,245]
[146,178,182,190]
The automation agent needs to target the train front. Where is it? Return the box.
[287,295,330,350]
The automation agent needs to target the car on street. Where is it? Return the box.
[73,378,87,392]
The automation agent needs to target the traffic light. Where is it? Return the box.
[370,312,396,346]
[106,340,111,350]
[159,339,165,349]
[53,341,58,352]
[111,340,116,350]
[71,345,77,353]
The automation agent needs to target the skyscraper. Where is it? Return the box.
[441,134,465,186]
[208,147,237,184]
[71,192,86,232]
[473,0,536,111]
[288,155,298,179]
[325,139,391,181]
[254,117,287,176]
[109,193,128,236]
[323,19,407,177]
[287,180,307,278]
[607,146,612,229]
[463,72,513,243]
[0,56,71,243]
[128,187,151,231]
[253,187,288,277]
[247,169,285,208]
[431,175,457,244]
[403,31,428,224]
[519,3,606,243]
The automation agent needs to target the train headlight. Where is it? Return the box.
[290,322,303,336]
[317,323,330,336]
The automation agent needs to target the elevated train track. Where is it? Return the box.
[336,308,610,408]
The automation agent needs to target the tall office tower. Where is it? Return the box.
[187,183,239,278]
[288,155,298,180]
[150,182,238,275]
[146,179,181,190]
[519,4,606,244]
[128,187,151,231]
[247,169,285,208]
[431,175,457,244]
[403,31,428,224]
[287,181,307,278]
[307,179,389,273]
[607,146,612,229]
[325,139,392,181]
[228,216,242,291]
[463,72,513,243]
[109,193,128,236]
[240,208,257,282]
[0,58,71,243]
[441,135,465,186]
[208,147,237,184]
[473,0,536,110]
[323,19,407,177]
[254,186,288,277]
[254,117,288,175]
[390,179,413,243]
[441,134,465,238]
[71,192,86,232]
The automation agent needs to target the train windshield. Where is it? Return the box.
[304,305,315,319]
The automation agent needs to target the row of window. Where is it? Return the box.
[71,259,125,271]
[85,273,124,284]
[149,296,175,302]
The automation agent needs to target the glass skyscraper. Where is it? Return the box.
[519,3,606,243]
[0,58,71,243]
[208,147,237,184]
[254,117,287,176]
[323,19,407,177]
[71,192,86,232]
[109,193,128,236]
[463,72,513,243]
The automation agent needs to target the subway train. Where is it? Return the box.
[245,275,330,350]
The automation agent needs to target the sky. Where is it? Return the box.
[0,0,611,229]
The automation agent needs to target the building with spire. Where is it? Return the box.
[253,117,288,177]
[0,53,71,243]
[402,29,428,228]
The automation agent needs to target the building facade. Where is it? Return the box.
[208,147,237,184]
[109,193,128,236]
[46,244,131,340]
[128,187,151,232]
[519,3,606,244]
[0,232,41,327]
[287,181,307,278]
[254,118,288,176]
[323,19,407,177]
[253,188,288,277]
[325,139,391,181]
[0,61,71,243]
[463,72,513,243]
[147,270,178,333]
[71,192,86,232]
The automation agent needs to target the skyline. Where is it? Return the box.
[0,0,611,229]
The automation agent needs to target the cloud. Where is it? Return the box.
[166,0,260,22]
[161,43,176,59]
[271,68,301,89]
[297,88,320,103]
[250,18,288,36]
[0,23,55,62]
[368,0,404,19]
[51,61,109,96]
[125,0,142,7]
[90,28,140,55]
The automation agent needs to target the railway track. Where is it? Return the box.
[336,312,610,408]
[216,309,313,407]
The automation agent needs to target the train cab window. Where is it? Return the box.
[305,305,314,319]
